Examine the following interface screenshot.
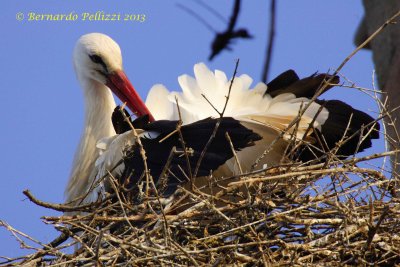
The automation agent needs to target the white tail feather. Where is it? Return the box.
[146,62,328,138]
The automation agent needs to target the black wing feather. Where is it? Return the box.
[112,107,150,134]
[296,100,380,162]
[266,69,299,93]
[266,71,379,162]
[266,70,339,98]
[121,117,261,196]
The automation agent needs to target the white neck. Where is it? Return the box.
[65,77,116,204]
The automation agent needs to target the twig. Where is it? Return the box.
[176,3,216,33]
[174,96,194,183]
[118,106,152,196]
[225,132,243,174]
[23,190,97,212]
[261,0,276,83]
[194,59,240,177]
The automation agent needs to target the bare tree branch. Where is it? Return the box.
[261,0,276,83]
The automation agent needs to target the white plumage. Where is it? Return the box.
[66,33,119,205]
[147,63,328,131]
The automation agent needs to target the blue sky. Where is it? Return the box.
[0,1,383,258]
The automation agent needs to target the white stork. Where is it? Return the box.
[66,33,153,205]
[67,33,379,206]
[67,33,259,206]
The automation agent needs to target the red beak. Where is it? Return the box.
[106,70,155,122]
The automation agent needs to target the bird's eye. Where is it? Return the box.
[89,54,108,74]
[89,54,104,65]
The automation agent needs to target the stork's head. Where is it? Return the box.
[73,33,154,121]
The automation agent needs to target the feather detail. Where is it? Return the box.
[145,63,329,133]
[146,84,175,120]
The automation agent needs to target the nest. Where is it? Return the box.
[1,144,400,266]
[2,71,400,266]
[2,70,400,266]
